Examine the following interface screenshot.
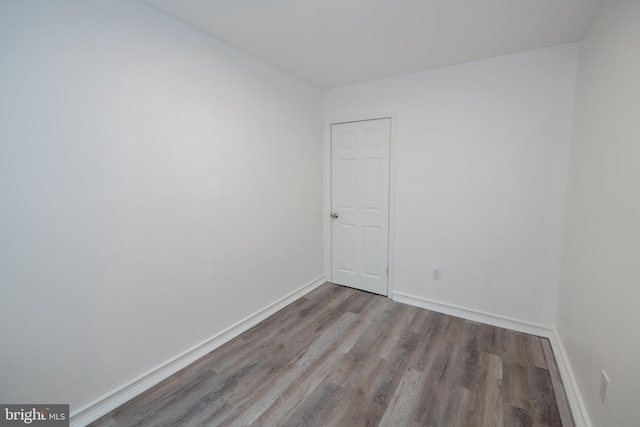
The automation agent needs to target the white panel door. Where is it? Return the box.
[331,118,391,295]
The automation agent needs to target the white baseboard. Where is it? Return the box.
[548,332,593,427]
[392,291,593,427]
[70,276,326,427]
[392,291,554,338]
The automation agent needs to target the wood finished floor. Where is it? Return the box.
[90,283,574,427]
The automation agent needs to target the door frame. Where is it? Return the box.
[324,111,397,297]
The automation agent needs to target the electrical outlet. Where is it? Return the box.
[600,370,610,407]
[432,268,441,280]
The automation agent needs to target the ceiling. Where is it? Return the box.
[138,0,605,89]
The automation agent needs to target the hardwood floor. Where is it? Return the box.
[90,283,574,426]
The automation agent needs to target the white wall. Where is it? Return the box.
[557,1,640,426]
[325,44,578,328]
[0,0,323,413]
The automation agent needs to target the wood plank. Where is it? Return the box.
[451,386,478,427]
[224,312,360,425]
[407,310,448,373]
[541,338,575,427]
[378,368,422,426]
[277,379,344,427]
[476,322,502,356]
[460,322,482,392]
[503,360,534,416]
[526,335,548,369]
[366,332,421,408]
[505,405,534,427]
[528,366,563,426]
[411,341,462,425]
[477,352,503,427]
[326,391,386,427]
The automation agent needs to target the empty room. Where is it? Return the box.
[1,0,638,426]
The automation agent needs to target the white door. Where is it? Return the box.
[331,118,391,296]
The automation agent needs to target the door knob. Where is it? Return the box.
[331,213,339,219]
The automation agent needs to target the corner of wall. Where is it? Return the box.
[549,329,593,427]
